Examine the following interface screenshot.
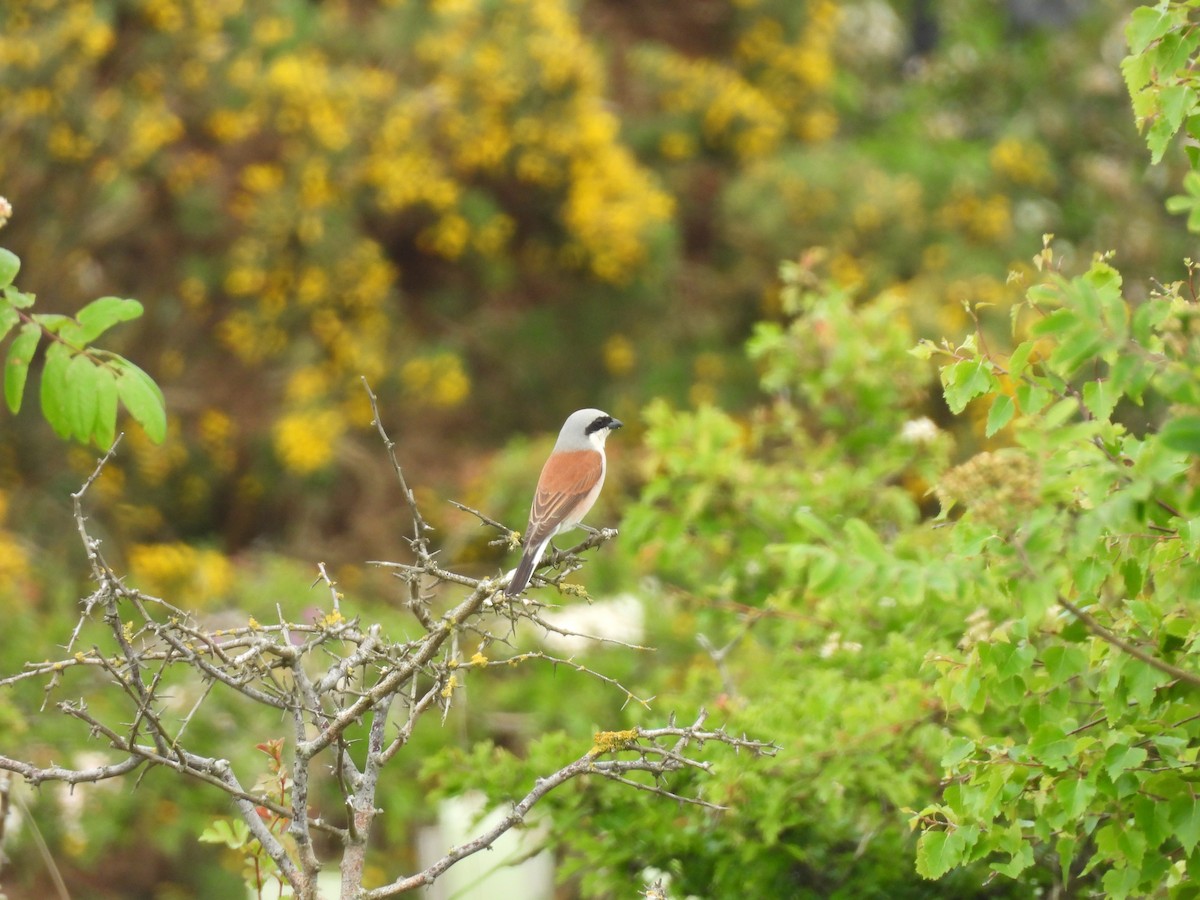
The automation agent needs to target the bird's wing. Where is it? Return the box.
[525,449,603,547]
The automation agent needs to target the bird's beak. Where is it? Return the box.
[610,418,624,430]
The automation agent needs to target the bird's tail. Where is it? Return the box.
[505,541,545,597]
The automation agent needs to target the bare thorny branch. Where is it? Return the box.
[0,391,777,898]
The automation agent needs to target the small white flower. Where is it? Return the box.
[900,417,939,444]
[818,631,841,659]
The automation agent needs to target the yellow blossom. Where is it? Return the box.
[0,531,30,588]
[990,137,1054,189]
[401,353,471,409]
[603,334,636,377]
[273,409,347,475]
[285,367,332,405]
[659,131,697,160]
[198,408,237,472]
[128,542,235,609]
[473,214,515,257]
[241,163,285,194]
[418,215,471,260]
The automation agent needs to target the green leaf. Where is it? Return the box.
[1171,794,1200,855]
[1083,380,1117,421]
[1014,382,1050,416]
[940,736,975,769]
[1122,51,1154,98]
[30,313,71,333]
[1042,397,1081,429]
[990,841,1034,879]
[844,517,887,563]
[1056,834,1076,886]
[1104,744,1148,781]
[986,394,1014,437]
[1161,415,1200,454]
[198,817,250,850]
[793,507,836,543]
[92,365,118,449]
[1126,5,1176,55]
[1148,115,1177,165]
[39,342,73,439]
[916,829,966,880]
[2,287,35,309]
[909,340,934,361]
[1048,329,1105,377]
[112,357,166,443]
[0,248,18,289]
[1006,341,1035,379]
[74,296,144,344]
[1166,192,1198,216]
[1160,83,1198,135]
[1133,794,1173,851]
[1097,820,1148,873]
[1042,645,1087,688]
[1100,863,1142,900]
[4,322,40,414]
[1155,27,1200,80]
[1056,776,1097,820]
[1028,723,1073,770]
[64,353,99,442]
[1112,353,1153,404]
[0,303,18,343]
[1030,307,1076,339]
[941,358,994,414]
[981,640,1037,682]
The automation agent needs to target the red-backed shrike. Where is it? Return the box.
[504,409,623,597]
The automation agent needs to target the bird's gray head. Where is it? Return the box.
[554,408,623,451]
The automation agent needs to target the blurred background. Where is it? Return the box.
[0,0,1189,896]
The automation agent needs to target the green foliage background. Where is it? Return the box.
[4,0,1200,896]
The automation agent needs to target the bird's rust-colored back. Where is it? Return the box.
[526,449,603,545]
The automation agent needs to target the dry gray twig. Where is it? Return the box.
[0,393,776,898]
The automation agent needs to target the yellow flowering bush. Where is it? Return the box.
[127,541,235,609]
[379,0,676,283]
[989,136,1056,190]
[0,0,683,545]
[272,409,348,476]
[629,1,839,163]
[400,353,472,410]
[632,47,786,162]
[0,0,1176,564]
[0,491,31,592]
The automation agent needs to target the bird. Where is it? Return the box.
[504,409,623,597]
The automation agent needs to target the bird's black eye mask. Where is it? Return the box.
[585,415,623,435]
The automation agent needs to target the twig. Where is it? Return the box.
[314,562,342,614]
[449,499,516,538]
[697,611,762,702]
[1056,594,1200,690]
[0,390,777,900]
[361,377,432,555]
[361,712,777,898]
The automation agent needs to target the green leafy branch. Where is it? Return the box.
[910,248,1200,895]
[915,246,1200,461]
[0,246,165,446]
[1122,2,1200,168]
[917,262,1200,691]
